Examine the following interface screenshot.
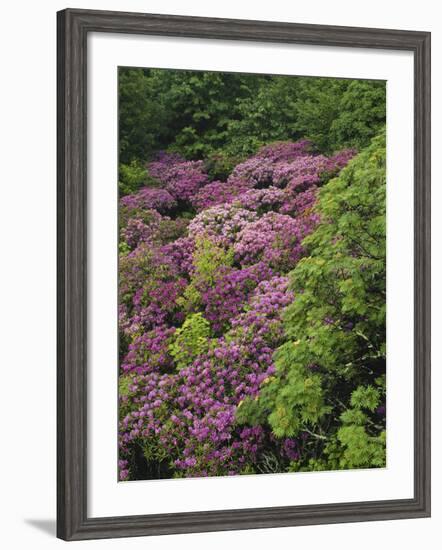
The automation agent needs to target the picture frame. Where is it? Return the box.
[57,7,431,541]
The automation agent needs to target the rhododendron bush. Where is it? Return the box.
[117,127,386,481]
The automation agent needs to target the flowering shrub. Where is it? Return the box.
[120,215,161,250]
[230,140,314,185]
[120,187,177,214]
[117,138,370,480]
[188,204,257,246]
[119,244,187,337]
[121,325,176,375]
[159,237,195,277]
[119,202,190,253]
[229,140,355,194]
[119,275,295,478]
[148,152,209,202]
[234,186,286,213]
[234,212,318,271]
[200,262,274,334]
[279,186,318,217]
[191,178,253,211]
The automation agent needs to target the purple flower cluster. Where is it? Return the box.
[119,244,187,336]
[120,187,177,214]
[233,212,315,271]
[148,152,209,202]
[229,140,355,195]
[191,178,253,211]
[229,139,313,186]
[234,186,286,213]
[131,278,187,332]
[160,237,195,277]
[118,140,354,480]
[119,275,294,478]
[230,140,313,183]
[188,204,257,245]
[200,262,274,333]
[120,216,159,249]
[280,186,318,217]
[121,325,176,375]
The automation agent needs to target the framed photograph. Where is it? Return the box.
[57,8,431,541]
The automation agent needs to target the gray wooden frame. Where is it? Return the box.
[57,8,431,541]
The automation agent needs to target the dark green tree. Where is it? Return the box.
[119,69,170,164]
[119,68,386,165]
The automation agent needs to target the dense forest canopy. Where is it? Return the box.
[119,68,385,178]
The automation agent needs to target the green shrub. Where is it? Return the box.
[178,237,234,311]
[168,313,211,370]
[118,160,147,196]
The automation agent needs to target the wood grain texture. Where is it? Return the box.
[56,8,431,541]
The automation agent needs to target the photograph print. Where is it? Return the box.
[117,68,387,482]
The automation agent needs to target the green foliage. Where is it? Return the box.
[334,426,386,468]
[119,68,386,164]
[118,240,131,255]
[119,69,170,164]
[118,160,147,196]
[204,151,243,181]
[168,313,211,369]
[193,237,234,285]
[119,374,137,419]
[329,80,387,153]
[119,68,261,163]
[178,237,234,311]
[350,385,380,412]
[292,79,386,153]
[223,76,302,157]
[320,379,386,469]
[236,342,328,438]
[237,130,386,470]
